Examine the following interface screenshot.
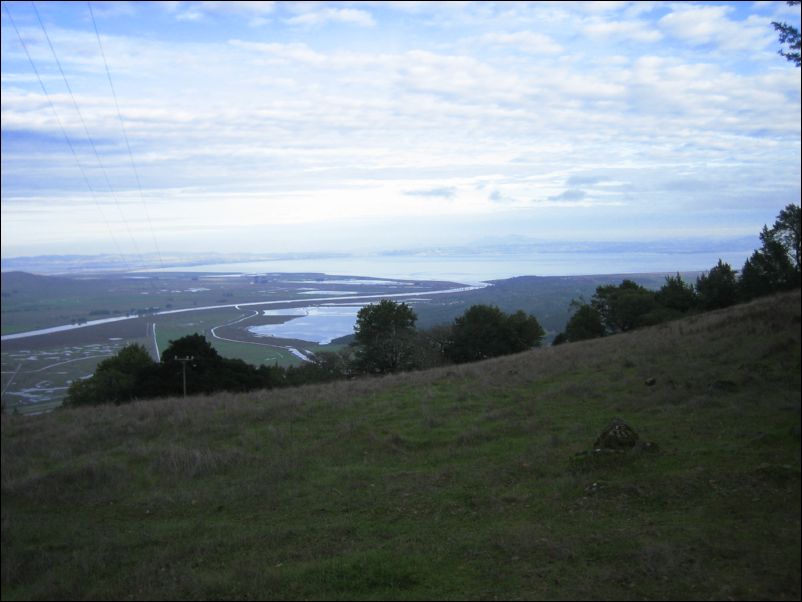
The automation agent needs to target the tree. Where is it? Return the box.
[446,304,544,363]
[765,203,801,275]
[161,333,220,364]
[740,237,796,299]
[507,309,546,350]
[65,343,154,406]
[656,273,698,313]
[155,333,224,396]
[740,244,787,300]
[136,334,269,398]
[591,280,658,333]
[696,260,738,310]
[564,303,606,342]
[772,1,801,67]
[738,204,801,300]
[413,324,454,369]
[352,300,418,374]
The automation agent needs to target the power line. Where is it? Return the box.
[87,1,165,269]
[31,0,150,272]
[2,0,133,272]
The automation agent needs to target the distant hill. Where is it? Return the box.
[1,270,72,287]
[1,271,75,301]
[2,290,799,600]
[414,272,700,338]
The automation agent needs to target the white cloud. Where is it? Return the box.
[404,186,458,199]
[583,18,663,43]
[1,1,799,257]
[168,1,276,17]
[164,1,276,22]
[658,4,774,51]
[285,7,376,28]
[549,189,587,202]
[477,31,564,54]
[230,39,330,66]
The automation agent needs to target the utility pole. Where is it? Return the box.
[176,356,194,397]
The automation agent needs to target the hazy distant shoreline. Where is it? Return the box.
[1,247,756,283]
[138,250,752,283]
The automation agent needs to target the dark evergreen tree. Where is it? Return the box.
[696,260,738,310]
[772,1,801,67]
[656,273,698,313]
[740,237,796,300]
[564,304,606,342]
[770,203,801,273]
[738,204,801,301]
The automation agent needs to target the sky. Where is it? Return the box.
[1,0,800,261]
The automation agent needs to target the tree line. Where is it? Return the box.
[64,302,546,406]
[554,204,800,344]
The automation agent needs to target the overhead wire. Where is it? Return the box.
[87,1,165,269]
[2,0,133,272]
[5,0,168,300]
[30,0,150,272]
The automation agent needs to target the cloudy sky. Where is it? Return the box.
[1,0,800,260]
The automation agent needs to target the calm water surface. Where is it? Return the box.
[152,250,753,285]
[249,305,366,344]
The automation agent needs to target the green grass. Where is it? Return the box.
[152,309,323,366]
[2,290,800,600]
[207,337,303,366]
[153,308,244,349]
[152,308,349,367]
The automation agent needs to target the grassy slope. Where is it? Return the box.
[2,290,800,600]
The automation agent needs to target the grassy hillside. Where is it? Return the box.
[2,290,800,600]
